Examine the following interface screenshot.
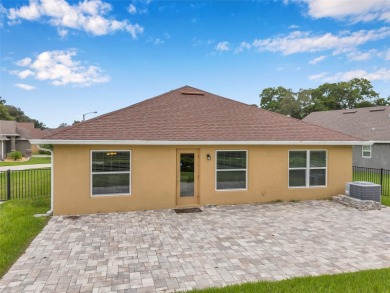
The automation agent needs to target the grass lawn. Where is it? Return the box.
[190,268,390,293]
[0,157,51,167]
[0,198,50,278]
[0,169,51,200]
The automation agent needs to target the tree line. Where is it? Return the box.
[0,97,46,129]
[259,78,390,119]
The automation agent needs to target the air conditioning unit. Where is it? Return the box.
[349,181,381,202]
[345,182,352,195]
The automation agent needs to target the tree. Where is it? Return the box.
[0,97,46,128]
[259,78,385,119]
[309,78,379,112]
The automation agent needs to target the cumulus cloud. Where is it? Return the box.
[215,41,230,52]
[12,49,110,87]
[15,83,35,90]
[299,0,390,23]
[7,0,143,38]
[309,55,326,64]
[309,68,390,82]
[250,27,390,55]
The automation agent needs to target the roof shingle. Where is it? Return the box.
[44,86,360,142]
[303,106,390,141]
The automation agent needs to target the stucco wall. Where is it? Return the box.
[53,145,352,215]
[353,144,390,169]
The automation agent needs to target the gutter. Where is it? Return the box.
[37,145,53,216]
[30,139,370,146]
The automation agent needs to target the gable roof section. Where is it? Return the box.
[303,106,390,141]
[39,86,361,144]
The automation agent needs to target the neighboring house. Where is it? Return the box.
[0,120,46,160]
[303,106,390,169]
[32,86,365,216]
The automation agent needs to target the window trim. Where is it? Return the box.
[215,150,248,191]
[90,150,132,197]
[362,145,372,158]
[288,149,327,189]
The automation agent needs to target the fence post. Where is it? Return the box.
[380,168,383,187]
[7,169,11,200]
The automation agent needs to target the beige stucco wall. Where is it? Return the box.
[53,144,352,215]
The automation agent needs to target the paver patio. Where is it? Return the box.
[1,200,390,293]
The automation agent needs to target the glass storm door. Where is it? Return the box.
[176,149,199,206]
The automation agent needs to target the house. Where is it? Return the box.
[32,86,365,216]
[303,106,390,169]
[0,120,46,160]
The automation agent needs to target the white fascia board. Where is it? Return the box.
[370,141,390,144]
[30,139,369,146]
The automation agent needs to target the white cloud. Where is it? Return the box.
[234,41,251,54]
[346,50,378,61]
[13,49,110,87]
[215,41,230,52]
[128,4,136,14]
[15,57,32,67]
[299,0,390,23]
[385,49,390,60]
[313,68,390,82]
[308,72,328,80]
[309,55,326,64]
[15,83,35,90]
[288,24,299,29]
[7,0,143,38]
[251,27,390,55]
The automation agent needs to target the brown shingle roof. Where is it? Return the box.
[44,86,360,142]
[303,106,390,141]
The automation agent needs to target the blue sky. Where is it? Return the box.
[0,0,389,128]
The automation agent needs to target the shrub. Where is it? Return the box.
[8,151,22,161]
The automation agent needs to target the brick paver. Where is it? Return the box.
[1,201,390,292]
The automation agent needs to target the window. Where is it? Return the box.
[216,150,247,190]
[362,145,372,158]
[289,150,327,188]
[91,151,131,196]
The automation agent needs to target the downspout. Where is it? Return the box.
[37,145,53,216]
[1,139,3,161]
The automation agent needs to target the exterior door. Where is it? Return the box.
[176,149,199,206]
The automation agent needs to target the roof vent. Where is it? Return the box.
[181,91,204,96]
[343,110,357,114]
[369,108,385,112]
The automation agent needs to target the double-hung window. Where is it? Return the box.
[362,145,372,158]
[91,151,131,196]
[216,150,247,190]
[289,150,327,188]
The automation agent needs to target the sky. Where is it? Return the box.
[0,0,389,128]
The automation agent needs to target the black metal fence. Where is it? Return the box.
[0,168,51,201]
[353,166,390,196]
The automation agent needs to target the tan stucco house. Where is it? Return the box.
[32,86,365,216]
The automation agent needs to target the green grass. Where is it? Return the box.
[0,198,50,277]
[0,157,51,166]
[0,169,51,200]
[190,268,390,293]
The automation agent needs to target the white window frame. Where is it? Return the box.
[215,150,248,191]
[288,150,327,188]
[362,145,372,158]
[90,150,131,197]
